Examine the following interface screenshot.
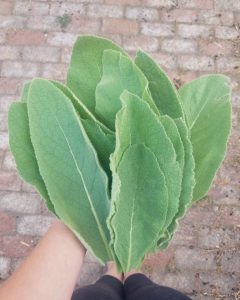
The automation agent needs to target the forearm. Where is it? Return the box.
[0,219,86,300]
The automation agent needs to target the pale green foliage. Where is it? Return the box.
[8,35,232,272]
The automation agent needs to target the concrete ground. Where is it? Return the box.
[0,0,239,299]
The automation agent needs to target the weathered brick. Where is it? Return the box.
[47,32,77,47]
[0,172,22,192]
[49,3,86,16]
[217,57,240,73]
[152,272,196,294]
[215,0,240,11]
[217,206,240,226]
[178,24,212,38]
[123,36,159,52]
[178,55,214,71]
[22,46,61,63]
[1,61,39,78]
[0,192,42,214]
[21,181,36,193]
[199,39,232,56]
[177,0,213,9]
[142,0,177,7]
[161,9,197,23]
[0,114,7,132]
[0,96,16,113]
[105,0,141,4]
[0,32,6,44]
[0,257,11,280]
[42,63,68,81]
[142,22,174,37]
[2,152,16,171]
[143,248,174,271]
[61,47,72,63]
[0,78,20,95]
[126,7,159,21]
[198,272,239,296]
[68,17,100,33]
[88,4,123,18]
[17,215,53,236]
[7,29,47,45]
[0,1,13,15]
[0,132,9,150]
[161,39,197,53]
[0,46,20,60]
[150,52,176,69]
[198,227,225,248]
[171,224,197,247]
[221,251,240,273]
[0,236,37,257]
[77,262,104,287]
[215,26,240,40]
[0,16,25,28]
[175,247,217,270]
[102,19,139,35]
[0,212,16,234]
[181,205,217,226]
[209,183,240,206]
[198,10,234,26]
[27,16,60,31]
[14,1,49,16]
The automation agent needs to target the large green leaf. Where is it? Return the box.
[66,35,127,112]
[158,118,195,249]
[110,143,168,272]
[50,80,115,184]
[179,75,231,201]
[135,50,184,118]
[112,91,181,232]
[8,102,55,214]
[95,49,159,130]
[27,78,112,263]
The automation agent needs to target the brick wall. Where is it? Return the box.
[0,1,239,299]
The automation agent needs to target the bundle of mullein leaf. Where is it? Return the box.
[8,35,232,272]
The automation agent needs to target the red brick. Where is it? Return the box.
[61,47,72,63]
[123,35,159,52]
[143,248,174,271]
[26,16,60,31]
[0,236,36,257]
[178,55,214,71]
[217,206,240,226]
[68,17,100,33]
[102,19,139,35]
[142,22,174,37]
[178,24,212,38]
[217,57,240,73]
[161,9,197,23]
[0,78,20,95]
[7,29,47,45]
[0,96,16,113]
[0,32,6,44]
[221,251,240,273]
[14,1,49,16]
[88,4,123,18]
[171,224,197,247]
[42,63,68,81]
[0,45,20,60]
[199,39,233,56]
[0,172,22,192]
[181,205,217,226]
[125,7,159,21]
[0,1,13,15]
[2,151,16,171]
[0,212,16,234]
[215,0,240,11]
